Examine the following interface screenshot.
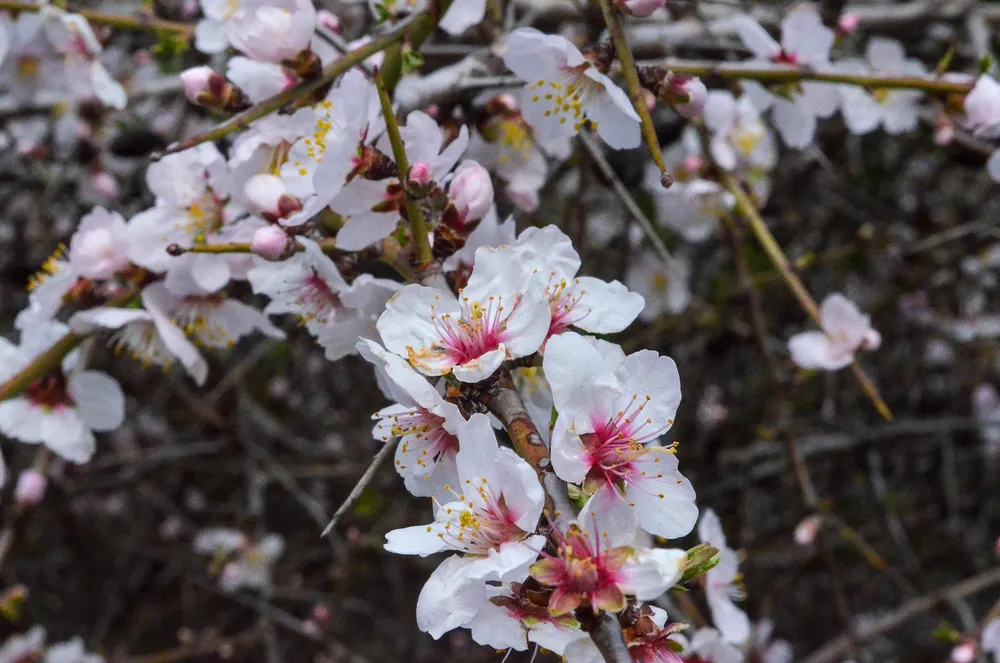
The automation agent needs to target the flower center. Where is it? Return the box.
[26,371,72,410]
[431,295,507,364]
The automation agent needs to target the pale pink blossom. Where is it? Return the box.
[250,225,294,261]
[699,509,751,645]
[225,0,316,63]
[14,470,48,506]
[68,207,130,279]
[543,331,697,541]
[448,160,494,224]
[963,75,1000,138]
[788,293,880,371]
[504,28,640,150]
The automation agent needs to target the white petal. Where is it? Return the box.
[734,15,780,59]
[627,450,698,539]
[788,331,848,370]
[618,547,686,600]
[69,370,124,432]
[415,556,486,638]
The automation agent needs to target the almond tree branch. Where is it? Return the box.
[595,0,667,175]
[158,13,420,157]
[320,438,399,537]
[381,0,455,93]
[0,0,194,35]
[714,167,893,421]
[374,67,434,270]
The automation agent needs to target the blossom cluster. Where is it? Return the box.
[2,0,1000,659]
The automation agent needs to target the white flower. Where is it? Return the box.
[672,628,744,663]
[752,619,793,663]
[698,509,751,645]
[839,38,924,135]
[735,6,839,148]
[788,293,880,371]
[384,413,546,638]
[377,245,550,383]
[443,208,517,275]
[69,283,209,385]
[439,0,486,35]
[982,618,1000,663]
[281,70,383,206]
[15,245,76,330]
[151,288,286,349]
[963,75,1000,138]
[225,0,316,63]
[45,637,103,663]
[543,331,698,540]
[626,251,691,320]
[226,57,294,103]
[464,582,583,654]
[358,339,465,500]
[314,275,402,361]
[39,7,126,110]
[503,28,640,150]
[194,528,284,592]
[504,225,644,338]
[0,321,124,463]
[0,626,46,662]
[703,90,778,173]
[68,206,130,279]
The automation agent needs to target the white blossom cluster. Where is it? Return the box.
[1,0,1000,660]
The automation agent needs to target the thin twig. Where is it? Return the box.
[0,0,194,35]
[158,14,420,157]
[595,0,667,174]
[578,131,676,271]
[320,438,399,537]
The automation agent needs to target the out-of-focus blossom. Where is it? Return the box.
[699,509,751,645]
[963,75,1000,138]
[839,38,924,135]
[788,293,880,371]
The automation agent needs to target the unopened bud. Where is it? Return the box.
[245,174,302,221]
[934,114,955,146]
[91,171,119,200]
[449,161,494,224]
[837,12,860,35]
[660,74,707,118]
[317,9,341,34]
[951,643,977,663]
[683,155,703,174]
[180,66,250,112]
[794,515,821,546]
[406,161,434,195]
[15,470,47,507]
[251,225,296,261]
[617,0,664,17]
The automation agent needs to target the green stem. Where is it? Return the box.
[648,59,974,95]
[373,69,433,269]
[380,0,455,94]
[0,333,85,402]
[172,238,337,254]
[0,0,194,35]
[596,0,667,174]
[159,13,422,157]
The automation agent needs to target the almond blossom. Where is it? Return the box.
[671,628,743,663]
[702,90,778,182]
[376,245,550,383]
[787,293,881,371]
[627,251,692,321]
[384,413,546,638]
[68,207,130,279]
[329,110,468,250]
[503,225,645,339]
[359,339,465,500]
[838,38,924,135]
[543,331,698,541]
[193,528,285,592]
[0,322,124,464]
[734,6,839,148]
[69,283,209,385]
[503,27,641,150]
[530,495,687,615]
[698,509,750,645]
[226,0,316,63]
[962,75,1000,138]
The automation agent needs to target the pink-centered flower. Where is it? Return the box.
[530,496,687,616]
[377,246,550,383]
[543,332,697,540]
[502,226,644,340]
[359,339,465,501]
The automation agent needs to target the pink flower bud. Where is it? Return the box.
[673,76,707,118]
[683,155,703,174]
[496,93,518,112]
[934,115,955,146]
[793,515,820,546]
[838,12,860,35]
[180,66,220,104]
[407,162,433,189]
[251,225,295,262]
[91,171,119,201]
[951,643,977,663]
[15,470,47,507]
[449,161,493,224]
[316,9,341,34]
[619,0,664,17]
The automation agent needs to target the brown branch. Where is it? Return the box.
[798,567,1000,663]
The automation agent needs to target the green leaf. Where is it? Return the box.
[681,543,720,583]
